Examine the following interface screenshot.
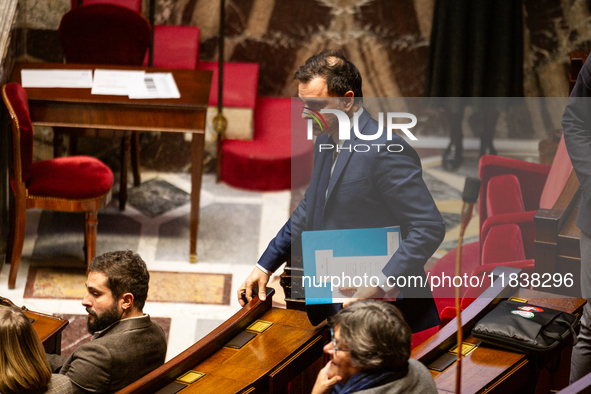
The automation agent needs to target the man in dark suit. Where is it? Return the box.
[238,51,445,333]
[563,54,591,383]
[47,251,167,393]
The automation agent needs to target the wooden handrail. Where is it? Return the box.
[116,287,275,394]
[534,170,581,296]
[534,169,580,242]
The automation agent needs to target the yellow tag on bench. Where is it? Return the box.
[449,343,477,356]
[247,320,273,333]
[177,371,205,384]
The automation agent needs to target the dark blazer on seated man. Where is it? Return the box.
[238,50,445,333]
[48,315,166,394]
[47,251,167,394]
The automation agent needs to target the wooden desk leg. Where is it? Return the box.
[190,133,205,263]
[55,333,62,355]
[131,131,141,187]
[119,134,131,211]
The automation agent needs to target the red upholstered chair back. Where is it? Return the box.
[486,174,525,217]
[539,134,573,209]
[2,83,34,185]
[59,4,150,66]
[480,224,526,265]
[145,26,200,69]
[70,0,141,12]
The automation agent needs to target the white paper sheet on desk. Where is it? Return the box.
[128,73,181,99]
[21,69,93,88]
[91,69,145,96]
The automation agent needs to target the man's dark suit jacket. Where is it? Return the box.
[563,54,591,236]
[47,315,167,394]
[258,108,446,332]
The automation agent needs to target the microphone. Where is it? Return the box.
[459,177,481,233]
[455,176,481,394]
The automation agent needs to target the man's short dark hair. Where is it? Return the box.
[330,300,411,370]
[294,50,363,102]
[89,250,149,311]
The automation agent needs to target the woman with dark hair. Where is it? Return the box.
[0,305,72,394]
[312,300,437,394]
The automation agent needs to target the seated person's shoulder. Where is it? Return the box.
[92,316,166,356]
[143,317,167,346]
[39,374,73,394]
[149,318,166,335]
[406,359,437,393]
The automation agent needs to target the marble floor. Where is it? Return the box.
[0,141,540,361]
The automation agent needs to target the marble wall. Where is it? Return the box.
[17,0,591,99]
[9,0,591,168]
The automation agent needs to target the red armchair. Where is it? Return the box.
[59,4,150,67]
[70,0,141,11]
[428,135,572,317]
[479,135,572,260]
[57,3,151,210]
[437,224,535,328]
[412,225,534,349]
[2,83,113,289]
[144,25,200,70]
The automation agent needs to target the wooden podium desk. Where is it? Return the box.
[118,289,326,394]
[9,63,212,261]
[412,279,586,394]
[182,308,324,394]
[26,309,68,354]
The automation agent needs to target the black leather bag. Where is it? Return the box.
[472,300,579,355]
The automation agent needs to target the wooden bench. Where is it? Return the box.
[117,288,326,394]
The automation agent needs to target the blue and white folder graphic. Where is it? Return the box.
[301,227,401,305]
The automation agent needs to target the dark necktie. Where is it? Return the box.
[313,137,335,230]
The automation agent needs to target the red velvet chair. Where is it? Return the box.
[437,224,535,328]
[2,83,113,289]
[437,261,536,328]
[220,97,314,191]
[479,135,572,260]
[70,0,141,12]
[57,3,150,210]
[59,4,150,70]
[196,62,269,189]
[197,62,259,110]
[143,25,200,69]
[427,136,572,331]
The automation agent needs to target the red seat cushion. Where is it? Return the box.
[143,25,200,70]
[197,62,259,109]
[221,98,313,191]
[428,241,481,302]
[72,0,141,12]
[486,174,524,217]
[481,224,525,265]
[28,156,114,199]
[480,211,537,259]
[478,154,550,232]
[438,307,457,329]
[411,326,438,349]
